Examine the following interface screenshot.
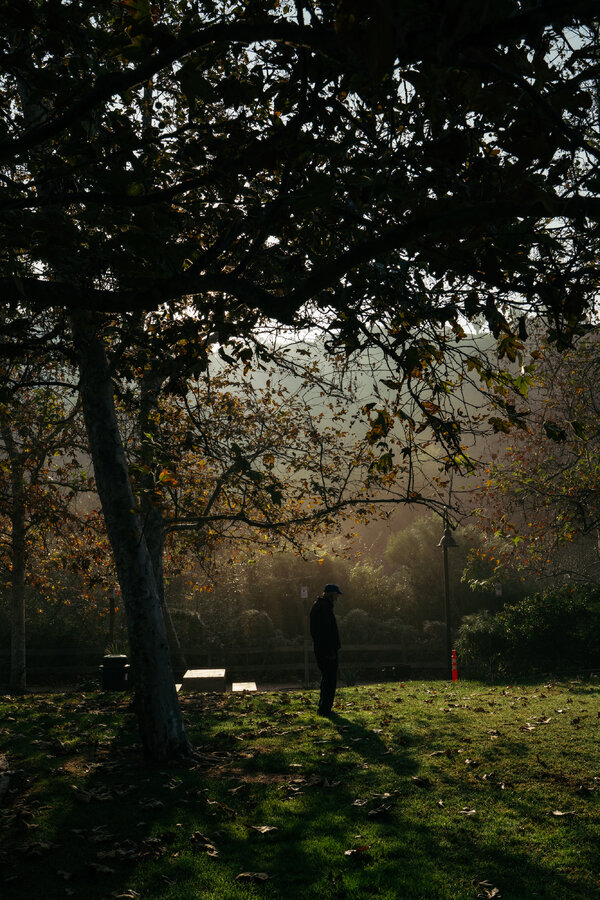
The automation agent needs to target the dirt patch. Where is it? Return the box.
[205,767,291,784]
[57,754,96,777]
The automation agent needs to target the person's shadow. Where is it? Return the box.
[314,710,419,781]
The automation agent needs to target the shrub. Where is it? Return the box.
[455,611,507,678]
[238,609,276,646]
[421,620,445,656]
[456,584,600,676]
[339,608,372,643]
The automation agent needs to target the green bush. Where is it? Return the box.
[238,609,277,646]
[456,584,600,677]
[455,611,508,678]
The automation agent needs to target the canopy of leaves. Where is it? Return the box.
[1,0,598,355]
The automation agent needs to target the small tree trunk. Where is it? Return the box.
[71,310,190,761]
[9,462,26,693]
[139,370,188,680]
[9,510,26,693]
[1,422,27,693]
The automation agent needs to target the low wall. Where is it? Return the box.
[0,644,444,687]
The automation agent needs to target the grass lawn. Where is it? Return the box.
[1,678,599,899]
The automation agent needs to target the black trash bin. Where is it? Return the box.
[100,654,130,690]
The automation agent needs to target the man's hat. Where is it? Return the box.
[324,584,343,594]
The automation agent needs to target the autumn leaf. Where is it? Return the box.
[87,862,116,875]
[139,798,164,809]
[190,831,219,856]
[22,841,58,856]
[368,804,391,818]
[236,872,271,882]
[344,845,370,860]
[411,776,430,787]
[475,881,502,899]
[158,469,178,486]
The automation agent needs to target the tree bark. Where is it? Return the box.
[71,310,191,761]
[139,369,188,680]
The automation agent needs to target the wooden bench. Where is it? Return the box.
[181,668,227,692]
[232,682,257,692]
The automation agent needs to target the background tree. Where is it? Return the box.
[383,514,493,624]
[472,333,600,584]
[0,358,88,690]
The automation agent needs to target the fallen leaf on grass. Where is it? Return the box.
[90,826,114,844]
[236,872,271,882]
[250,825,278,834]
[108,891,141,899]
[22,841,58,856]
[87,862,116,875]
[206,798,237,816]
[344,845,370,860]
[368,804,391,818]
[71,784,113,803]
[190,831,219,857]
[411,776,430,787]
[97,839,140,862]
[139,798,164,809]
[475,880,502,899]
[552,810,576,817]
[459,808,477,816]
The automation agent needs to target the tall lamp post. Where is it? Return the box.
[438,517,457,680]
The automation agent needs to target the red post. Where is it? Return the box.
[451,650,458,682]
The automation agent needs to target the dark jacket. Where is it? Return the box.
[309,596,341,658]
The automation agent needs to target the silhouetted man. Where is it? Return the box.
[309,584,342,716]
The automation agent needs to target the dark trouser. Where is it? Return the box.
[315,653,338,713]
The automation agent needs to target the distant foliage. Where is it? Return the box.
[456,585,600,677]
[238,609,277,647]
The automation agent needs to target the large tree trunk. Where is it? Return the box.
[71,310,191,761]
